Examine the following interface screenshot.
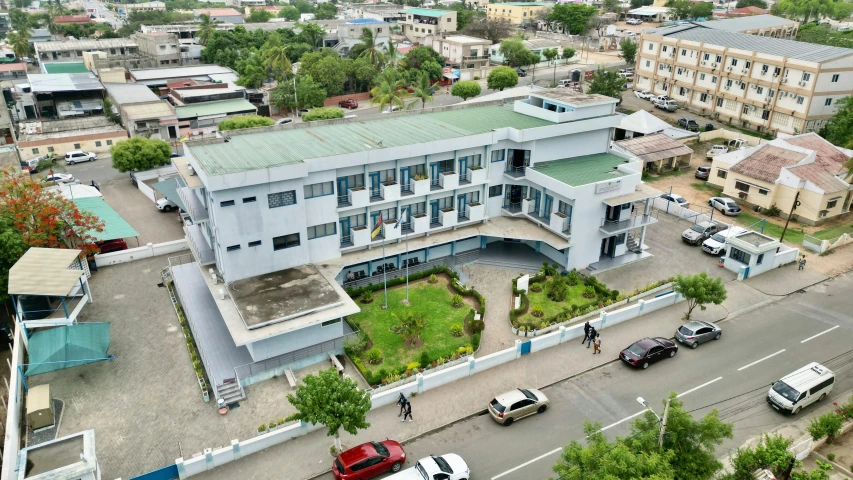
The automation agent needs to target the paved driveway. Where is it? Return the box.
[620,94,729,132]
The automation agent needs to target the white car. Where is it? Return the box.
[634,90,653,100]
[65,150,97,165]
[156,197,178,212]
[627,18,643,25]
[275,118,293,125]
[706,144,728,160]
[385,454,469,480]
[659,193,689,209]
[381,105,401,114]
[709,197,742,216]
[702,226,747,255]
[44,173,74,183]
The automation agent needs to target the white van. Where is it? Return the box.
[702,226,747,255]
[767,362,834,415]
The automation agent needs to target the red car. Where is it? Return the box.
[97,239,128,254]
[339,99,359,109]
[332,440,406,480]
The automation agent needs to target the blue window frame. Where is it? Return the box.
[304,181,334,199]
[273,233,300,250]
[491,150,505,163]
[307,222,337,240]
[489,185,503,197]
[268,191,296,208]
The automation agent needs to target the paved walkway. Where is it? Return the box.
[196,261,831,480]
[460,264,529,356]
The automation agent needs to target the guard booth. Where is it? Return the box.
[26,384,54,430]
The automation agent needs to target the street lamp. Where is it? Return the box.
[636,396,670,448]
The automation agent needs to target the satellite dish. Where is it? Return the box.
[606,24,617,36]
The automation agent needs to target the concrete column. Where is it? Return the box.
[599,311,607,328]
[480,237,487,249]
[417,373,424,393]
[204,448,213,471]
[451,240,455,256]
[468,355,475,375]
[231,439,241,461]
[638,299,646,315]
[514,339,522,359]
[559,325,567,344]
[147,242,155,257]
[84,276,93,303]
[424,248,430,262]
[638,225,648,252]
[176,458,187,479]
[535,241,541,253]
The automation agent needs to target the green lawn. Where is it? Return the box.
[813,223,853,240]
[733,213,805,245]
[349,279,471,378]
[517,278,607,328]
[691,182,723,196]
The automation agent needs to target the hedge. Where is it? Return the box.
[510,271,618,330]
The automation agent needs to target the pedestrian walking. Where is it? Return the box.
[402,402,413,422]
[586,326,596,348]
[397,392,408,417]
[593,334,601,354]
[581,321,591,345]
[798,256,806,270]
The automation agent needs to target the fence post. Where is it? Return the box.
[417,373,424,394]
[203,448,213,471]
[468,355,475,376]
[514,339,522,359]
[176,458,187,480]
[147,242,155,258]
[231,439,241,461]
[638,299,645,315]
[559,325,567,344]
[599,311,607,328]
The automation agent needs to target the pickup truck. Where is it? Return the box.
[706,145,728,160]
[384,454,469,480]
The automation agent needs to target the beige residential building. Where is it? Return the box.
[432,35,491,72]
[399,8,456,42]
[634,23,853,135]
[708,133,852,225]
[486,2,553,26]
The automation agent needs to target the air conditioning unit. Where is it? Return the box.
[760,70,766,75]
[798,81,806,86]
[772,73,779,78]
[764,96,771,103]
[724,85,730,90]
[700,61,707,66]
[781,77,788,83]
[742,69,748,74]
[751,84,757,89]
[780,91,787,97]
[711,62,717,68]
[726,66,733,71]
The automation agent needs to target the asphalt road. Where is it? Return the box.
[76,0,123,29]
[318,274,853,480]
[42,155,127,185]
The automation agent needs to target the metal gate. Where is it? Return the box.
[520,340,532,356]
[129,464,179,480]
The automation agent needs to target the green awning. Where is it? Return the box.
[72,197,139,241]
[25,323,112,376]
[152,177,187,212]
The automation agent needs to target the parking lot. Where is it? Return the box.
[620,93,730,132]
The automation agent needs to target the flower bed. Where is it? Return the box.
[167,282,210,403]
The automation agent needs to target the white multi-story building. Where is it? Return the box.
[634,23,853,135]
[170,90,661,402]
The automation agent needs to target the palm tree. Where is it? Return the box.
[407,71,436,110]
[197,14,217,46]
[370,68,409,113]
[7,31,31,62]
[263,44,291,81]
[357,27,385,69]
[382,37,397,67]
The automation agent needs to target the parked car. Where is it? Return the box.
[332,440,406,480]
[634,90,653,100]
[651,95,672,103]
[682,221,724,245]
[767,363,835,415]
[618,69,634,79]
[488,388,549,426]
[275,118,293,125]
[706,144,728,160]
[65,150,97,165]
[44,172,74,183]
[709,196,742,216]
[297,108,310,117]
[156,197,178,212]
[383,454,469,480]
[627,17,643,24]
[659,193,689,208]
[21,154,54,173]
[557,79,574,88]
[678,117,700,132]
[654,98,678,112]
[339,99,359,109]
[675,320,722,349]
[620,337,678,369]
[702,226,747,255]
[96,239,128,254]
[381,105,401,114]
[344,114,358,119]
[695,165,711,179]
[516,68,527,77]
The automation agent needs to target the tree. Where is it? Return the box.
[602,0,621,13]
[298,22,325,50]
[236,53,267,89]
[0,218,27,303]
[314,2,337,20]
[720,434,796,480]
[278,6,301,21]
[370,68,409,113]
[408,71,436,109]
[102,98,120,124]
[451,80,481,101]
[619,37,638,65]
[499,38,539,68]
[820,97,853,156]
[547,4,598,35]
[487,66,518,91]
[831,1,853,20]
[285,367,371,451]
[304,55,347,96]
[270,75,327,111]
[735,0,767,8]
[302,107,344,122]
[462,18,515,44]
[672,272,727,320]
[0,168,104,254]
[197,14,217,46]
[401,45,444,71]
[6,31,31,61]
[691,1,714,18]
[293,0,314,14]
[357,27,386,69]
[445,2,476,30]
[630,0,654,7]
[246,9,273,23]
[666,0,694,19]
[382,37,398,67]
[791,461,833,480]
[542,48,559,85]
[263,42,292,81]
[217,115,274,131]
[394,312,427,346]
[12,0,32,8]
[418,60,443,81]
[586,68,626,102]
[110,137,172,172]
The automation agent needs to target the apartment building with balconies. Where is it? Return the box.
[400,8,456,42]
[486,2,553,26]
[168,90,661,400]
[634,23,853,135]
[432,35,492,76]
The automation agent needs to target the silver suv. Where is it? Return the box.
[682,221,723,245]
[65,150,97,165]
[675,321,721,349]
[488,388,549,426]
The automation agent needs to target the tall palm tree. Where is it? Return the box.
[407,71,436,110]
[382,37,397,67]
[370,68,409,113]
[197,14,216,46]
[357,27,385,69]
[7,31,31,62]
[263,44,291,81]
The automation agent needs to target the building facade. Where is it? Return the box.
[193,8,245,24]
[132,33,182,66]
[335,19,390,56]
[399,8,456,41]
[432,35,491,72]
[17,117,128,160]
[34,39,139,63]
[633,24,853,135]
[486,2,553,26]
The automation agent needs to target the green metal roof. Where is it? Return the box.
[533,153,630,187]
[403,8,453,16]
[152,177,187,212]
[175,99,257,120]
[72,197,139,241]
[43,62,90,74]
[189,104,554,176]
[500,2,554,5]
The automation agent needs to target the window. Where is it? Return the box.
[681,49,686,55]
[615,233,626,245]
[726,79,733,88]
[662,46,668,52]
[731,59,738,67]
[809,377,835,395]
[831,74,839,82]
[95,141,102,147]
[716,98,724,107]
[268,190,296,208]
[703,53,710,61]
[243,196,256,203]
[273,233,300,250]
[47,147,54,152]
[248,240,262,247]
[740,82,746,90]
[699,73,706,80]
[758,188,769,195]
[742,105,750,115]
[715,55,722,63]
[796,96,804,105]
[677,67,683,75]
[802,72,811,81]
[761,64,769,73]
[825,98,832,106]
[106,140,113,145]
[74,143,81,149]
[729,247,751,264]
[819,210,828,218]
[489,185,503,197]
[321,318,341,327]
[774,66,781,76]
[735,181,750,192]
[304,181,334,199]
[827,198,839,209]
[757,87,764,94]
[645,60,651,68]
[220,200,235,207]
[679,87,687,96]
[226,245,241,252]
[700,93,709,102]
[756,253,764,265]
[717,169,728,179]
[648,43,654,51]
[31,148,38,154]
[307,222,336,240]
[712,76,718,84]
[769,89,775,98]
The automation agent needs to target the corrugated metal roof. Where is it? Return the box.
[42,62,89,74]
[8,248,84,296]
[123,101,176,120]
[700,15,794,32]
[175,98,256,120]
[34,38,137,53]
[189,104,553,176]
[654,24,853,63]
[28,73,104,93]
[402,7,452,16]
[787,163,848,193]
[72,197,139,241]
[129,65,235,81]
[533,153,630,186]
[104,82,160,105]
[614,133,694,163]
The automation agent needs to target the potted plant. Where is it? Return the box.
[258,424,268,436]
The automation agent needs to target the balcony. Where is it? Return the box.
[458,172,470,185]
[338,187,369,209]
[599,209,659,234]
[439,171,458,190]
[468,166,487,184]
[502,202,522,215]
[178,186,208,223]
[504,165,526,178]
[551,212,572,237]
[413,213,430,233]
[340,234,354,248]
[369,186,383,202]
[383,220,401,241]
[401,183,413,197]
[184,223,215,265]
[462,55,490,62]
[380,181,400,202]
[438,207,457,228]
[467,202,485,222]
[351,226,370,247]
[413,178,430,196]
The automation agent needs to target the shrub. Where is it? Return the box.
[217,114,274,131]
[472,333,481,350]
[269,421,276,429]
[457,345,473,355]
[450,323,464,336]
[302,107,345,122]
[258,424,266,432]
[428,273,438,283]
[366,347,382,364]
[406,361,420,371]
[827,453,836,461]
[344,331,368,356]
[530,283,543,292]
[470,318,485,333]
[531,305,545,317]
[419,351,430,367]
[808,412,843,442]
[546,276,569,302]
[277,417,285,425]
[451,294,463,307]
[582,286,597,299]
[360,290,373,303]
[765,204,782,217]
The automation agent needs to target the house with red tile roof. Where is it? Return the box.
[53,15,94,25]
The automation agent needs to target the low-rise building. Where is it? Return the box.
[17,116,128,159]
[0,13,11,38]
[34,38,139,63]
[714,6,769,18]
[53,15,94,25]
[27,72,105,119]
[348,3,405,23]
[0,106,18,171]
[708,133,852,225]
[0,62,28,80]
[194,8,245,24]
[41,62,90,74]
[175,98,257,132]
[399,8,456,42]
[132,32,182,66]
[104,82,179,140]
[634,23,853,135]
[486,2,553,26]
[228,0,265,8]
[244,5,283,15]
[612,133,693,173]
[129,64,238,87]
[169,84,246,106]
[14,430,100,480]
[334,19,390,56]
[699,14,798,38]
[722,230,799,278]
[432,34,491,75]
[121,1,166,14]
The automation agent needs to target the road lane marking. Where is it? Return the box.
[491,447,562,480]
[801,326,840,343]
[600,410,647,432]
[676,376,723,398]
[738,349,786,371]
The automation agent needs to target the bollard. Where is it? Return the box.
[468,355,475,376]
[559,325,567,344]
[514,339,522,359]
[417,373,424,394]
[231,439,241,461]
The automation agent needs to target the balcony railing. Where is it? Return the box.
[369,187,383,201]
[599,209,659,233]
[462,55,490,61]
[430,216,441,228]
[337,193,351,207]
[457,210,469,221]
[505,165,526,177]
[340,235,353,248]
[430,178,441,189]
[458,172,470,185]
[401,183,413,196]
[502,202,522,214]
[401,221,413,234]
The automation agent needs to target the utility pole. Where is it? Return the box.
[779,190,800,243]
[659,398,671,448]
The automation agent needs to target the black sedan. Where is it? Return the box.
[620,337,678,369]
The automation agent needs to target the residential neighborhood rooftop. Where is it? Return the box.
[174,98,255,120]
[441,35,491,44]
[729,144,807,183]
[194,7,242,15]
[27,72,104,93]
[34,38,138,53]
[186,103,553,176]
[104,82,161,105]
[698,14,795,32]
[531,89,616,106]
[614,133,694,163]
[129,64,235,82]
[42,62,90,74]
[401,7,452,16]
[533,152,631,186]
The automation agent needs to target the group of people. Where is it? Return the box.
[397,393,413,422]
[582,321,601,354]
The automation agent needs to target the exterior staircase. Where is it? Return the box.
[626,234,642,253]
[216,381,244,405]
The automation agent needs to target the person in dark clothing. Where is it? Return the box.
[397,392,408,417]
[403,402,413,422]
[586,327,597,348]
[582,321,591,345]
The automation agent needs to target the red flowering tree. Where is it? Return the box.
[0,168,104,255]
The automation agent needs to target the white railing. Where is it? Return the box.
[94,240,189,267]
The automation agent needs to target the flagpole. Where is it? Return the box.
[405,228,409,303]
[382,235,388,310]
